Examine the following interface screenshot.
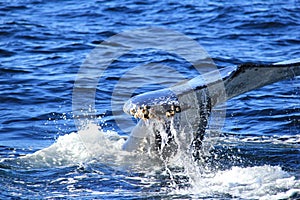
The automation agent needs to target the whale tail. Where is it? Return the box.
[223,60,300,101]
[123,59,300,160]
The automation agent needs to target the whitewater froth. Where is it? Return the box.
[2,122,299,199]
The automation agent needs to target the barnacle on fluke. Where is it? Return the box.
[129,104,182,120]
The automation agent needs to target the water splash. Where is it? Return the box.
[1,122,299,199]
[172,165,300,199]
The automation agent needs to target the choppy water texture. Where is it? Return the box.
[1,0,300,199]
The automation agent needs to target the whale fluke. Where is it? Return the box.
[122,60,300,160]
[223,62,300,100]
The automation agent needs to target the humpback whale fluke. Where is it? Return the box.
[122,60,300,160]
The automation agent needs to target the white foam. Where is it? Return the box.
[8,123,299,199]
[16,123,164,172]
[173,165,300,199]
[215,133,300,146]
[239,134,300,145]
[20,123,128,168]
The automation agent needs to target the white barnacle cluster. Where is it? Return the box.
[165,104,181,118]
[129,105,152,120]
[129,104,181,120]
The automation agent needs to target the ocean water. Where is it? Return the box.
[1,0,300,199]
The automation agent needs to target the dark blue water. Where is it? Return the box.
[1,0,300,199]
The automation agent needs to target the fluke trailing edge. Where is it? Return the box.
[122,59,300,160]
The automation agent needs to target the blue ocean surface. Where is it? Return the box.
[0,0,299,199]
